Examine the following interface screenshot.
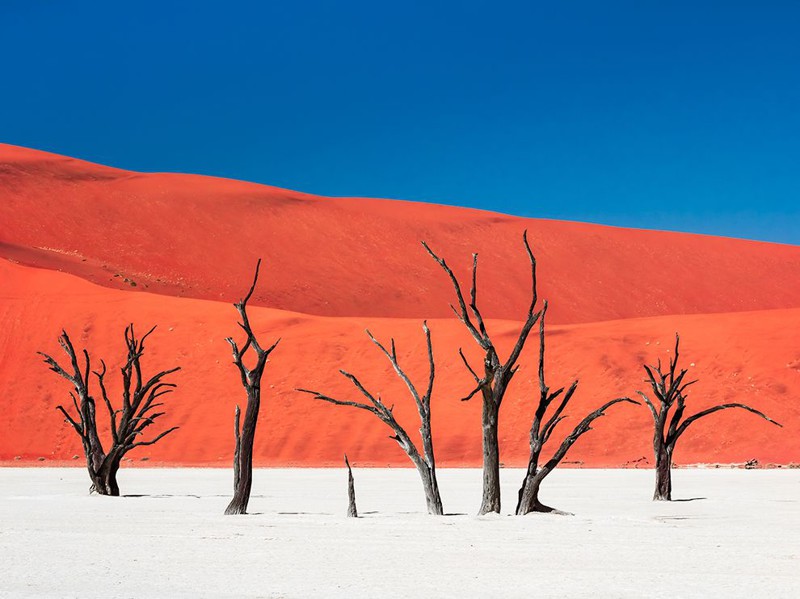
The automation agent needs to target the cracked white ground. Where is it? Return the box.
[1,468,798,598]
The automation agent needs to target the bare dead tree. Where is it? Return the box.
[344,454,358,518]
[225,259,280,515]
[40,325,180,496]
[638,333,782,500]
[298,322,444,515]
[423,231,540,514]
[516,302,637,514]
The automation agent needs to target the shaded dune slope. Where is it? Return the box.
[2,143,800,325]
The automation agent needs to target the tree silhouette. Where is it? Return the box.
[638,334,781,500]
[423,231,540,514]
[40,325,180,495]
[225,259,280,515]
[299,322,444,515]
[516,302,637,514]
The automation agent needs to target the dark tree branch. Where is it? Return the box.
[366,330,423,412]
[541,381,579,444]
[504,231,540,372]
[458,384,483,402]
[422,321,435,406]
[672,403,782,443]
[55,405,83,436]
[130,426,179,448]
[296,388,380,415]
[421,241,489,349]
[468,254,489,340]
[636,391,658,422]
[458,348,480,383]
[543,398,639,473]
[94,361,118,443]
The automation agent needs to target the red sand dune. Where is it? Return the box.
[2,255,798,468]
[1,144,799,468]
[2,143,800,324]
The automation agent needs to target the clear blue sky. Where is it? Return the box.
[2,1,799,244]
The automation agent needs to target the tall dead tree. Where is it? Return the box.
[423,231,540,514]
[639,334,782,500]
[298,322,444,515]
[225,259,280,515]
[40,325,180,496]
[516,302,637,514]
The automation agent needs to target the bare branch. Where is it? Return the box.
[56,405,83,436]
[366,330,420,402]
[93,360,117,442]
[459,383,483,402]
[296,388,379,414]
[541,380,579,444]
[636,391,659,422]
[544,398,639,471]
[468,253,489,339]
[421,240,489,349]
[503,231,540,371]
[458,348,480,383]
[241,258,261,307]
[422,321,435,404]
[673,402,782,443]
[130,426,179,448]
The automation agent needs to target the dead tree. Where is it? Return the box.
[638,334,782,500]
[40,325,180,496]
[423,231,540,514]
[225,259,280,515]
[344,454,358,518]
[516,302,637,514]
[298,322,444,515]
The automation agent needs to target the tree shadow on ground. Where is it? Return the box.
[123,493,205,498]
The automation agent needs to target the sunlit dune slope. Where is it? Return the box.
[2,143,800,324]
[2,259,797,467]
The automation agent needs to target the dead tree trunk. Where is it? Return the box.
[40,325,180,496]
[232,405,241,492]
[653,442,673,501]
[299,321,444,515]
[423,231,540,514]
[344,454,358,518]
[96,450,123,496]
[516,303,637,515]
[479,390,502,515]
[225,259,280,515]
[638,334,782,501]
